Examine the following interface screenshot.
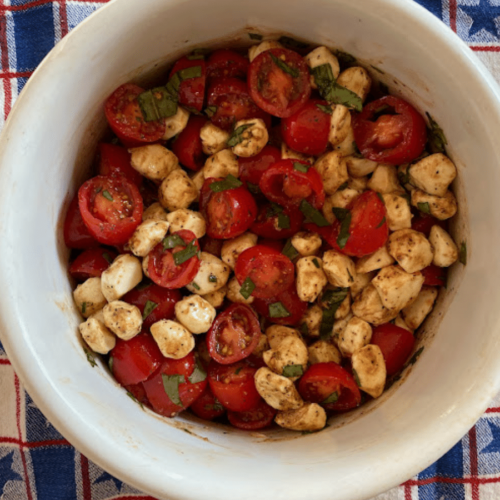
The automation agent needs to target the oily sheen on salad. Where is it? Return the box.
[65,36,463,433]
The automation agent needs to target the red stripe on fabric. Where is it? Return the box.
[404,483,412,500]
[0,358,11,365]
[0,0,108,12]
[469,426,480,500]
[405,476,500,486]
[59,0,68,38]
[0,71,32,79]
[0,437,71,448]
[486,407,500,412]
[0,11,12,118]
[449,0,457,32]
[471,46,500,52]
[80,454,92,500]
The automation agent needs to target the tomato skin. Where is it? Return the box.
[124,383,150,407]
[298,362,361,412]
[206,303,262,365]
[122,284,182,330]
[421,264,447,287]
[98,143,142,187]
[281,99,331,156]
[143,352,208,418]
[63,195,99,249]
[235,245,295,299]
[169,56,207,112]
[171,116,207,171]
[250,204,304,239]
[104,83,165,148]
[411,213,447,237]
[248,48,311,118]
[189,385,226,421]
[78,175,144,246]
[352,96,427,165]
[371,324,416,376]
[207,360,261,412]
[69,247,117,281]
[206,49,249,81]
[110,333,164,386]
[227,399,277,430]
[199,236,224,258]
[148,230,201,289]
[199,177,258,239]
[257,238,285,252]
[259,159,325,210]
[238,145,281,187]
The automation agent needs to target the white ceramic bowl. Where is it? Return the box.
[1,0,500,499]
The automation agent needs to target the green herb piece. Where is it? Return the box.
[299,323,309,335]
[249,33,263,40]
[173,240,199,266]
[102,252,112,264]
[347,268,354,283]
[337,181,348,191]
[352,368,361,387]
[137,86,178,122]
[162,374,185,406]
[277,213,290,229]
[376,216,386,229]
[417,202,431,214]
[108,356,114,372]
[269,53,299,78]
[398,168,411,186]
[247,182,261,195]
[234,366,243,375]
[81,302,87,315]
[269,302,291,318]
[316,103,333,115]
[408,347,424,366]
[319,287,349,340]
[459,241,467,265]
[209,174,243,192]
[278,36,309,50]
[127,391,144,409]
[205,401,225,412]
[178,66,202,80]
[300,199,331,227]
[227,123,253,147]
[183,105,203,116]
[312,258,320,268]
[239,277,256,300]
[102,190,113,202]
[322,391,339,404]
[163,233,186,250]
[426,113,447,154]
[336,50,357,68]
[204,105,217,117]
[191,281,200,290]
[293,162,310,173]
[332,207,351,249]
[83,347,97,368]
[282,239,299,261]
[352,141,363,158]
[209,274,218,283]
[186,53,205,60]
[191,48,211,56]
[142,300,158,320]
[376,192,385,204]
[189,357,207,384]
[282,364,304,378]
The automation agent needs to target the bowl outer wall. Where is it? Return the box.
[0,0,499,499]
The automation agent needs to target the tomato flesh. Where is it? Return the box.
[171,116,207,171]
[63,195,99,249]
[238,145,281,187]
[206,49,249,81]
[169,56,207,112]
[190,385,226,421]
[250,204,304,240]
[98,143,142,187]
[227,399,277,430]
[421,264,447,287]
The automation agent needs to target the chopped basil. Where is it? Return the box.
[282,239,299,261]
[204,106,217,118]
[277,213,290,229]
[102,190,113,202]
[316,103,333,115]
[249,33,263,40]
[163,233,186,249]
[337,181,348,191]
[234,366,243,375]
[352,368,361,387]
[299,323,309,335]
[81,302,87,315]
[293,162,310,173]
[205,401,225,412]
[227,123,253,147]
[83,347,96,368]
[352,141,363,158]
[408,347,424,366]
[398,168,411,186]
[370,65,385,74]
[322,391,339,404]
[417,202,431,214]
[376,192,385,204]
[459,241,467,265]
[186,54,205,60]
[209,174,243,192]
[300,199,331,227]
[247,182,261,195]
[137,86,177,122]
[319,287,349,340]
[282,364,304,378]
[209,274,218,283]
[191,281,201,290]
[312,258,320,268]
[336,50,357,68]
[278,36,309,50]
[239,277,256,300]
[178,66,202,80]
[269,53,299,78]
[127,391,144,409]
[269,302,291,318]
[173,239,199,266]
[162,374,185,406]
[267,202,285,217]
[376,216,386,229]
[182,105,203,116]
[188,357,207,384]
[426,112,447,154]
[332,207,351,249]
[142,300,158,320]
[108,356,114,373]
[102,252,113,264]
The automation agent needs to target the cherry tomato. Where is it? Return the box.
[104,83,165,148]
[171,116,207,171]
[207,360,261,412]
[189,385,226,421]
[200,236,224,258]
[143,352,208,418]
[78,175,143,246]
[281,99,331,156]
[352,96,427,165]
[140,179,159,207]
[298,362,361,412]
[248,48,311,118]
[199,177,257,239]
[421,264,447,287]
[63,195,99,249]
[238,145,281,187]
[124,383,150,407]
[69,247,117,281]
[371,323,416,376]
[259,159,325,210]
[98,143,142,187]
[250,204,304,239]
[122,283,182,330]
[411,212,447,237]
[227,399,277,430]
[207,77,272,131]
[234,245,295,299]
[252,283,308,326]
[110,333,164,386]
[148,230,200,289]
[257,238,285,252]
[169,56,207,112]
[206,49,249,81]
[206,303,262,364]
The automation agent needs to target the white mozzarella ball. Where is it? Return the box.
[101,254,143,302]
[129,144,179,182]
[175,295,216,334]
[150,319,195,359]
[103,301,142,340]
[73,277,107,318]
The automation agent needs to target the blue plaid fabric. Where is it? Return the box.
[1,1,500,499]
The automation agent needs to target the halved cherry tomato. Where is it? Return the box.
[352,96,427,165]
[298,362,361,412]
[122,283,182,330]
[69,247,117,281]
[171,116,207,171]
[169,56,207,112]
[227,399,277,430]
[207,77,272,131]
[104,83,165,148]
[109,333,164,386]
[281,99,331,156]
[250,204,304,239]
[206,49,249,81]
[63,195,99,249]
[234,245,295,299]
[259,159,325,209]
[257,238,285,252]
[411,212,447,237]
[143,352,208,418]
[98,143,142,187]
[252,283,308,326]
[206,303,262,364]
[124,383,150,407]
[207,360,261,412]
[248,48,311,118]
[78,175,143,246]
[148,230,200,289]
[371,323,416,376]
[238,145,281,187]
[421,264,447,287]
[190,385,226,421]
[199,236,224,257]
[199,177,257,239]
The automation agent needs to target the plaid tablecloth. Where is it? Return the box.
[1,0,500,499]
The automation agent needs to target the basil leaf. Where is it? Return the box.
[183,105,203,116]
[204,106,217,117]
[352,368,361,387]
[102,252,113,264]
[282,364,304,378]
[209,274,218,283]
[127,391,144,409]
[337,181,348,191]
[299,323,309,335]
[269,53,299,78]
[186,54,205,60]
[293,162,310,173]
[319,287,349,340]
[142,300,158,320]
[163,233,186,250]
[316,103,333,115]
[234,366,243,375]
[277,213,290,229]
[331,207,349,220]
[137,86,177,122]
[191,281,200,290]
[426,113,447,154]
[408,347,424,366]
[102,190,113,202]
[227,123,253,147]
[278,36,309,50]
[247,182,261,195]
[267,202,284,217]
[377,192,385,204]
[83,347,97,368]
[249,33,263,40]
[81,302,87,315]
[239,277,256,300]
[188,357,207,384]
[178,66,202,80]
[173,239,199,266]
[459,241,467,265]
[352,141,363,158]
[108,356,114,373]
[322,391,339,404]
[376,216,386,229]
[312,258,320,268]
[269,302,291,318]
[336,51,357,68]
[398,168,411,186]
[162,374,185,406]
[209,174,243,192]
[417,202,431,214]
[205,401,225,412]
[282,239,299,261]
[300,199,331,227]
[332,207,352,249]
